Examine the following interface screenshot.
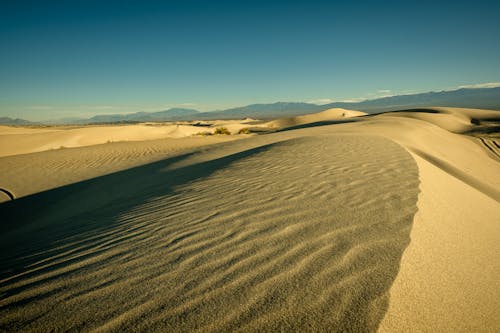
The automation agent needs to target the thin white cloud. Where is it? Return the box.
[377,89,391,94]
[457,82,500,89]
[339,98,365,103]
[307,98,333,105]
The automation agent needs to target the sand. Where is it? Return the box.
[0,120,260,158]
[378,153,500,333]
[0,107,499,332]
[264,107,367,129]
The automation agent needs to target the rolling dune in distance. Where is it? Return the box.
[0,107,499,332]
[0,119,258,158]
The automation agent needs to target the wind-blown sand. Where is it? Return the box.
[0,107,499,332]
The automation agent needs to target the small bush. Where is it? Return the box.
[214,127,231,135]
[194,131,212,136]
[238,128,251,134]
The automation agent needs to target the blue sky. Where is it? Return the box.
[1,0,500,120]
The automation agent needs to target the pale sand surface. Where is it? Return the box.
[0,107,499,331]
[264,107,367,129]
[378,154,500,333]
[0,121,258,158]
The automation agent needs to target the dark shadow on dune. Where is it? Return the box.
[464,125,500,135]
[0,143,278,281]
[385,108,440,114]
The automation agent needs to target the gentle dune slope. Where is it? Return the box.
[377,107,500,133]
[0,124,200,157]
[0,135,419,332]
[265,107,366,129]
[0,121,255,158]
[0,136,239,202]
[268,107,500,202]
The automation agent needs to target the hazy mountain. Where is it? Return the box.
[2,87,499,124]
[80,108,200,123]
[323,87,500,113]
[189,88,500,120]
[0,117,35,125]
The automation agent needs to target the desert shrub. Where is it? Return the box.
[238,128,251,134]
[194,131,212,136]
[214,127,231,135]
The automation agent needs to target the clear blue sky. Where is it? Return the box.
[1,0,499,120]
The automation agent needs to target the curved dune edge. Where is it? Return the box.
[378,153,500,333]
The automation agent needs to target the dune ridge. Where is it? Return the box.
[265,107,367,129]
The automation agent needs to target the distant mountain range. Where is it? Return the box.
[323,87,500,113]
[81,108,200,123]
[1,87,499,125]
[0,117,34,125]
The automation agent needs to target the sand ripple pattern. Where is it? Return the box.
[0,135,419,332]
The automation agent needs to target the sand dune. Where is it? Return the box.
[0,136,240,202]
[0,107,499,332]
[379,153,500,333]
[0,121,259,158]
[0,135,419,332]
[265,107,367,129]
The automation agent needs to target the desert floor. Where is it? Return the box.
[0,107,499,332]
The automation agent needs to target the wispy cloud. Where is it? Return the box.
[457,82,500,89]
[377,89,392,94]
[339,98,365,103]
[307,98,333,105]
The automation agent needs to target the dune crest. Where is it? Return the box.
[265,107,366,129]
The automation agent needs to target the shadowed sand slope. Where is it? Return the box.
[0,136,239,201]
[0,135,419,332]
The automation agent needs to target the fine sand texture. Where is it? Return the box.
[0,136,240,202]
[0,107,499,332]
[378,153,500,333]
